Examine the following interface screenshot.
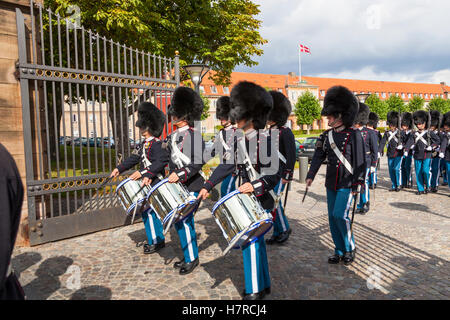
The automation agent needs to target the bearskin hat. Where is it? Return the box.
[216,96,232,121]
[167,86,204,126]
[229,81,273,130]
[387,111,400,127]
[268,91,292,127]
[430,110,443,129]
[135,102,166,137]
[401,112,413,129]
[413,110,429,128]
[354,102,370,126]
[322,86,359,128]
[367,112,379,129]
[443,112,450,128]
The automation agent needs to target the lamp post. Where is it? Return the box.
[182,64,210,94]
[356,93,371,103]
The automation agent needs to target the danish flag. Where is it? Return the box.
[299,44,311,54]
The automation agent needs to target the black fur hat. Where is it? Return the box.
[322,86,359,128]
[168,86,204,126]
[354,102,370,125]
[387,111,400,127]
[430,110,442,129]
[367,112,379,129]
[413,110,429,128]
[443,112,450,128]
[229,81,273,130]
[401,112,413,129]
[268,91,292,127]
[135,102,166,137]
[216,96,232,121]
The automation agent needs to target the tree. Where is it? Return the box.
[366,94,388,120]
[406,96,425,112]
[199,92,210,121]
[426,97,450,114]
[294,91,321,134]
[385,95,407,113]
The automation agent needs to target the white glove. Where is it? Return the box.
[426,146,433,151]
[439,153,445,159]
[404,152,408,157]
[378,152,381,159]
[396,144,403,150]
[370,166,376,173]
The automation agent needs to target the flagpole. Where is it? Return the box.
[298,45,302,84]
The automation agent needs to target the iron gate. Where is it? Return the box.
[16,3,180,245]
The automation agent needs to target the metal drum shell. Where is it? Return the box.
[115,178,152,214]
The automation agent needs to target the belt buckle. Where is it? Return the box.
[330,142,337,149]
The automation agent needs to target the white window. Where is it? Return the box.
[90,131,94,138]
[320,90,325,96]
[420,93,423,98]
[402,93,405,98]
[73,130,79,137]
[211,86,217,94]
[72,114,77,122]
[223,87,230,94]
[89,115,94,123]
[199,86,205,93]
[430,94,434,99]
[360,92,365,95]
[408,93,412,98]
[425,93,428,99]
[278,88,283,93]
[382,92,386,98]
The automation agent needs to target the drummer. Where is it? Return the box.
[164,86,206,276]
[110,102,169,254]
[265,91,296,245]
[198,81,281,300]
[207,96,237,198]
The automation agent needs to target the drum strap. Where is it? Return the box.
[6,263,12,278]
[415,131,428,146]
[387,130,399,144]
[171,132,192,168]
[328,131,353,175]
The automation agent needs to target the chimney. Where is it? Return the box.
[440,82,446,86]
[288,72,296,77]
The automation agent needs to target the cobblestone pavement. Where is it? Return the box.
[11,158,450,300]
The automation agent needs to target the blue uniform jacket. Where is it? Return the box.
[360,127,378,168]
[306,128,366,192]
[404,130,440,160]
[117,138,169,187]
[271,126,296,181]
[378,130,405,158]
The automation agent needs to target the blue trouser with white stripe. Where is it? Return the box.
[142,207,164,245]
[242,236,271,294]
[447,161,450,190]
[174,192,199,264]
[388,156,403,190]
[368,168,377,187]
[414,158,432,192]
[272,180,290,237]
[357,168,370,209]
[220,174,237,198]
[326,188,356,256]
[430,157,441,188]
[401,155,413,186]
[441,159,448,184]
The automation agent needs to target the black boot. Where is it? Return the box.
[328,254,343,264]
[416,191,424,195]
[276,229,292,244]
[363,201,370,214]
[430,187,438,193]
[343,251,356,265]
[265,234,280,245]
[173,260,185,269]
[143,241,165,254]
[243,290,266,300]
[179,258,199,275]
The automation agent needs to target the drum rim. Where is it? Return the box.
[146,177,170,200]
[126,199,146,214]
[227,218,273,251]
[212,190,241,213]
[116,177,132,193]
[161,198,196,225]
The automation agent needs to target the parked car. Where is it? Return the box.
[103,137,115,148]
[88,137,104,147]
[297,137,319,162]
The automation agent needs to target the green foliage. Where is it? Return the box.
[294,91,322,127]
[385,95,407,113]
[426,97,450,114]
[46,0,267,85]
[406,96,425,112]
[200,92,210,121]
[365,94,388,120]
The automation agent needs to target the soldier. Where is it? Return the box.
[165,86,206,275]
[441,115,448,186]
[404,111,440,195]
[110,102,169,254]
[306,86,366,265]
[379,112,404,192]
[198,81,280,300]
[441,112,450,192]
[366,112,382,189]
[0,144,25,300]
[400,112,414,189]
[353,103,377,215]
[429,110,444,193]
[265,91,296,245]
[207,96,237,198]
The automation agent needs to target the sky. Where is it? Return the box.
[235,0,450,84]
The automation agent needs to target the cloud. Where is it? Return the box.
[236,0,450,84]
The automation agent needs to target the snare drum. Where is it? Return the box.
[146,178,197,231]
[212,190,273,255]
[115,178,152,214]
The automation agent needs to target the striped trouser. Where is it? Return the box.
[357,168,370,209]
[430,157,441,188]
[326,188,356,256]
[272,180,290,236]
[174,192,199,263]
[142,207,165,245]
[414,158,432,192]
[242,237,271,294]
[220,174,237,198]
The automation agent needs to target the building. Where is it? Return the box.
[199,71,450,133]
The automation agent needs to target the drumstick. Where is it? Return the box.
[302,187,309,203]
[98,176,113,189]
[222,225,252,256]
[130,202,139,225]
[163,204,181,235]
